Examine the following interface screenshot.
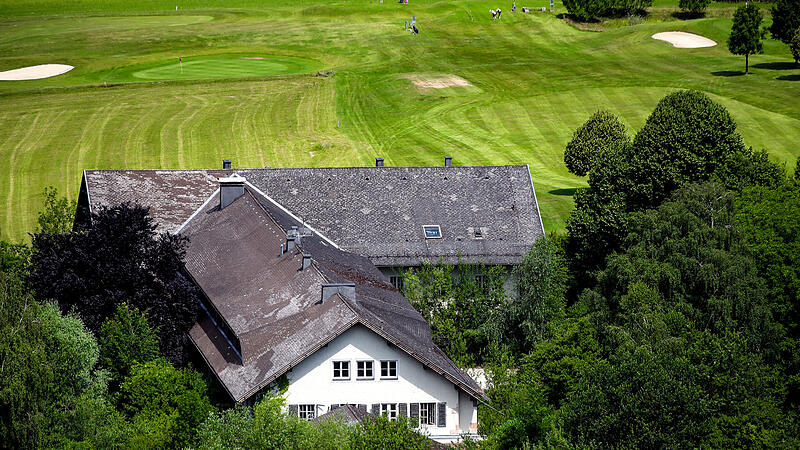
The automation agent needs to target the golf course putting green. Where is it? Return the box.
[131,55,321,81]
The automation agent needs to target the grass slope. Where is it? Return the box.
[0,0,798,240]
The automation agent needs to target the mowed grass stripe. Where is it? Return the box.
[0,78,357,239]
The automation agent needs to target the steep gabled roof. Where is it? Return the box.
[183,185,487,402]
[80,165,544,266]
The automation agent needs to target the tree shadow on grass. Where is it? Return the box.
[711,70,746,77]
[549,188,579,196]
[777,74,800,81]
[751,62,799,71]
[671,11,705,20]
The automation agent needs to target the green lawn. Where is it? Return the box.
[1,0,798,241]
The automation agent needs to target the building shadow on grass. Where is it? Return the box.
[711,70,746,77]
[549,188,579,196]
[751,62,799,71]
[777,74,800,81]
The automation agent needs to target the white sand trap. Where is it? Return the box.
[0,64,74,81]
[652,32,716,48]
[402,74,472,89]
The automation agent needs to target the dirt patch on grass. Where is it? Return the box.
[241,57,264,60]
[402,74,472,89]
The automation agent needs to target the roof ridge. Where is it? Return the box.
[244,181,341,250]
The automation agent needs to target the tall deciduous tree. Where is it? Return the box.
[728,3,764,74]
[769,0,800,45]
[28,202,200,364]
[791,27,800,65]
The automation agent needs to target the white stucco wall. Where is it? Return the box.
[284,324,477,440]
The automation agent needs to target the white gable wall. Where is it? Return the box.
[284,324,479,441]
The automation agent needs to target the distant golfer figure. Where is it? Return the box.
[497,8,502,19]
[490,9,497,20]
[412,24,419,34]
[512,2,516,12]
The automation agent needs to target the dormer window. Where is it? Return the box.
[423,225,442,239]
[474,228,483,239]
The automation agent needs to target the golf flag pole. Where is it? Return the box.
[179,57,183,74]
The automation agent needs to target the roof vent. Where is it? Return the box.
[445,156,453,167]
[320,283,356,304]
[301,253,312,270]
[376,157,384,167]
[281,237,296,256]
[219,173,245,209]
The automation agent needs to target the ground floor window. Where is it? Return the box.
[298,404,316,420]
[380,403,398,421]
[419,402,436,425]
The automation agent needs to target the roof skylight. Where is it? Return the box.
[423,225,442,239]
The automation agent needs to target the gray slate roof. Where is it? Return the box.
[80,165,544,266]
[183,186,487,403]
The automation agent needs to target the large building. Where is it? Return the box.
[75,160,544,443]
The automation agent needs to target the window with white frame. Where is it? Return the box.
[380,360,397,378]
[299,404,316,420]
[333,360,350,380]
[419,403,436,425]
[380,403,398,421]
[357,360,374,379]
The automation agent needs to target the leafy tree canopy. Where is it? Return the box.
[563,110,630,177]
[28,202,200,364]
[99,303,160,388]
[119,358,215,448]
[769,0,800,44]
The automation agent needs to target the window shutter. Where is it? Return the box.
[358,404,367,413]
[410,403,419,425]
[371,403,380,415]
[289,404,298,416]
[398,403,407,418]
[437,402,446,427]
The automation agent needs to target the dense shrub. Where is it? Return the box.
[678,0,711,16]
[563,0,652,20]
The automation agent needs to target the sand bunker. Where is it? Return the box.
[652,32,716,48]
[0,64,74,80]
[403,74,472,89]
